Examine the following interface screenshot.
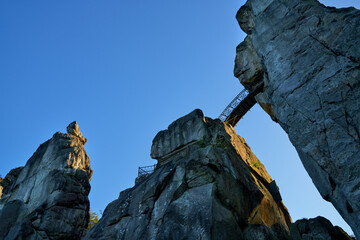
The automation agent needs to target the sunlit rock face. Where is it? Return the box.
[0,122,92,240]
[234,0,360,238]
[150,109,209,165]
[84,109,292,240]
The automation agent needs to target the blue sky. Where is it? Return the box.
[0,0,358,235]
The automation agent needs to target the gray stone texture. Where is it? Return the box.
[150,109,209,163]
[0,167,24,199]
[84,109,292,240]
[0,121,92,240]
[290,216,354,240]
[234,0,360,238]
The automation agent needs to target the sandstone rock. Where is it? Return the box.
[150,109,209,163]
[0,180,2,200]
[84,109,291,240]
[67,121,87,144]
[0,167,24,199]
[134,173,151,185]
[290,216,354,240]
[234,0,360,238]
[0,122,92,240]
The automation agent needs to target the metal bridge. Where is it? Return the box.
[137,79,264,178]
[219,78,264,127]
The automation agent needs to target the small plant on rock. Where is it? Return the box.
[87,210,99,230]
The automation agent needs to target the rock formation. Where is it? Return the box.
[0,167,24,199]
[234,0,360,238]
[0,121,92,240]
[290,216,354,240]
[84,109,292,240]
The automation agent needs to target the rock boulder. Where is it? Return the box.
[290,216,354,240]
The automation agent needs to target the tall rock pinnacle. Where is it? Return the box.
[234,0,360,238]
[0,122,92,240]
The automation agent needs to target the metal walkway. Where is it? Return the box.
[219,79,264,127]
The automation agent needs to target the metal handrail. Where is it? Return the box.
[138,164,157,177]
[219,88,249,122]
[219,76,264,124]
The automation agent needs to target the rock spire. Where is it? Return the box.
[234,0,360,238]
[0,122,92,240]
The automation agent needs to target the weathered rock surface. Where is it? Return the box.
[0,121,92,240]
[84,109,292,240]
[234,0,360,237]
[0,167,24,199]
[290,216,354,240]
[150,109,208,163]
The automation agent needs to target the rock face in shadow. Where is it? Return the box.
[234,0,360,237]
[290,216,354,240]
[84,109,292,240]
[0,121,92,240]
[0,167,24,199]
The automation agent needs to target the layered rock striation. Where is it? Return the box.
[0,121,92,240]
[85,109,292,240]
[234,0,360,237]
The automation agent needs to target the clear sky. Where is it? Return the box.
[0,0,359,236]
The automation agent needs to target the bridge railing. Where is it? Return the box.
[219,88,249,122]
[219,75,264,123]
[138,164,157,177]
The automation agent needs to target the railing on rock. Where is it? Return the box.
[138,164,157,177]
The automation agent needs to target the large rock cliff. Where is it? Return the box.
[0,122,92,240]
[84,109,292,240]
[234,0,360,238]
